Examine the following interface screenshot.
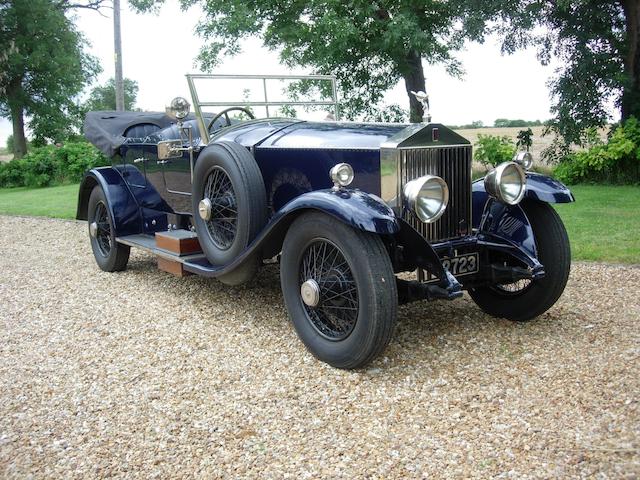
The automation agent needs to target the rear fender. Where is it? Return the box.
[76,167,142,236]
[472,172,574,229]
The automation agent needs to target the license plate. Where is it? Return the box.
[423,252,479,282]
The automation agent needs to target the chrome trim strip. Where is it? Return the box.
[257,146,380,151]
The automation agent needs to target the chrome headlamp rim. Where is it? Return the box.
[513,151,533,170]
[329,163,354,188]
[166,96,191,120]
[403,174,449,224]
[484,161,527,205]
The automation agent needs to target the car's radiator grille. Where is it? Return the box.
[400,145,472,241]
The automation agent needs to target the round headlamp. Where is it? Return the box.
[484,161,527,205]
[513,151,533,170]
[329,163,354,187]
[403,175,449,223]
[166,96,190,120]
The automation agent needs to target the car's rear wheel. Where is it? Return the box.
[192,141,267,285]
[280,212,398,369]
[469,201,571,321]
[87,186,130,272]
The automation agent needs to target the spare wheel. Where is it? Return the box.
[192,141,267,284]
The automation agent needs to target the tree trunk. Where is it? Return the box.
[621,0,640,120]
[10,105,27,159]
[7,85,27,158]
[402,51,426,123]
[7,79,27,159]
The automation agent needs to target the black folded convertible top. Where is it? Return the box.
[84,110,198,157]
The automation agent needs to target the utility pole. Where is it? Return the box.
[113,0,125,111]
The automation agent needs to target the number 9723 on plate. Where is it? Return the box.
[422,252,479,283]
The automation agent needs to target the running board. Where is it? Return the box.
[116,233,229,277]
[116,234,207,264]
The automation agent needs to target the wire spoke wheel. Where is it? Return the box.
[494,278,533,295]
[203,167,237,250]
[298,239,359,341]
[94,202,111,257]
[468,201,571,322]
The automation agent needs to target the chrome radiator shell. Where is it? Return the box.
[380,124,472,242]
[399,145,472,241]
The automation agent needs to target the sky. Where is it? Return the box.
[0,2,566,147]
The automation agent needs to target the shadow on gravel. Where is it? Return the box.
[119,252,579,371]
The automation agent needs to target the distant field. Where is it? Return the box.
[454,126,612,170]
[454,126,551,163]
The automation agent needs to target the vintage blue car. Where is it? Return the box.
[78,74,574,369]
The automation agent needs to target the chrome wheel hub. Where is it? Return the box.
[301,279,320,307]
[198,198,212,220]
[89,221,98,238]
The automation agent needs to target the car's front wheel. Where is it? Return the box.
[469,200,571,321]
[280,212,398,369]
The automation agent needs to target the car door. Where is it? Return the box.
[162,152,192,195]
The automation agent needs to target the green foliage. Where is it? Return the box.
[516,128,533,150]
[0,0,100,153]
[494,119,543,128]
[130,0,504,121]
[84,77,139,112]
[474,134,516,168]
[277,105,298,118]
[363,104,408,123]
[499,1,631,146]
[6,134,13,153]
[0,142,108,188]
[554,118,640,185]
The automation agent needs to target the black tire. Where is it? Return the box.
[87,186,130,272]
[280,212,398,369]
[191,141,267,285]
[469,201,571,321]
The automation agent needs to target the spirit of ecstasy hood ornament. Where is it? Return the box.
[410,90,431,123]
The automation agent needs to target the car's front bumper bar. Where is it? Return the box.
[395,218,545,302]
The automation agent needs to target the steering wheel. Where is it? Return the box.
[208,107,255,131]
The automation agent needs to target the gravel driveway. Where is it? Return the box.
[0,215,638,478]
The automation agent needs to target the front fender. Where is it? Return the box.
[278,189,399,235]
[472,172,574,228]
[184,189,400,277]
[261,189,398,258]
[76,167,142,236]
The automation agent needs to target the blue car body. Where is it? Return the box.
[78,115,573,291]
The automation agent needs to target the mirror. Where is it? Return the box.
[158,140,183,160]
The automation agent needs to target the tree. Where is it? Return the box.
[0,0,101,158]
[131,0,504,122]
[516,128,534,151]
[499,1,639,145]
[84,77,139,112]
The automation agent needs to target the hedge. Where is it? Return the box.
[0,142,109,188]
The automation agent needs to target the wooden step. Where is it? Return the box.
[155,230,201,256]
[157,257,192,277]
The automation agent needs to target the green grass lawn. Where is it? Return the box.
[553,185,639,264]
[0,183,637,263]
[0,183,79,219]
